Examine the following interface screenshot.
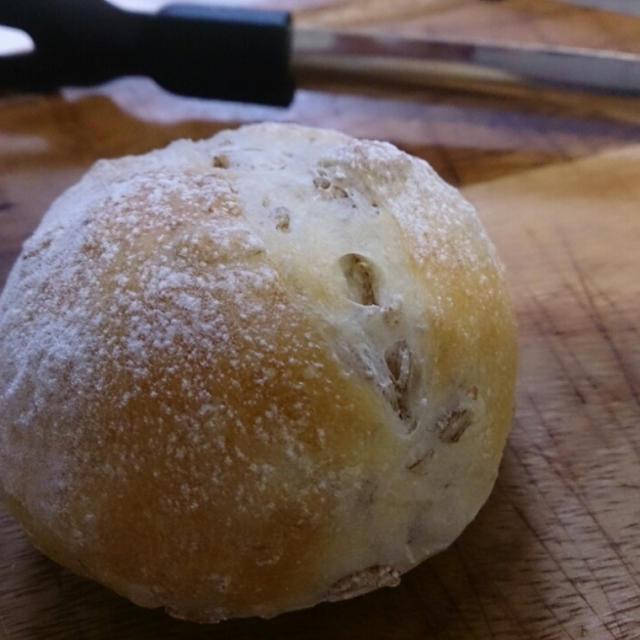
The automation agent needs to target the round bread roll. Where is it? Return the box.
[0,123,516,622]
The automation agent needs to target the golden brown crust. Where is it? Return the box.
[0,123,516,621]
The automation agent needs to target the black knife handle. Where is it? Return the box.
[0,0,295,106]
[149,5,293,105]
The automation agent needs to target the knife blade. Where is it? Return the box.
[292,28,640,96]
[2,0,640,106]
[557,0,640,18]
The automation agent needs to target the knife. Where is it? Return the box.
[2,0,640,106]
[558,0,640,17]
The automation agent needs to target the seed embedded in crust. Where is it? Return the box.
[384,340,414,422]
[331,185,349,198]
[437,408,473,443]
[313,175,331,190]
[212,154,230,169]
[406,448,435,474]
[339,253,378,306]
[326,565,401,602]
[313,172,349,199]
[272,206,291,232]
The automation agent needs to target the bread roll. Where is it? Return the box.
[0,123,516,622]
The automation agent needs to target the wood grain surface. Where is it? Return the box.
[1,1,639,638]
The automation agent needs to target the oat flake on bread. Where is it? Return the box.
[0,123,516,622]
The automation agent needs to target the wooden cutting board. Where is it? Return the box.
[1,1,640,638]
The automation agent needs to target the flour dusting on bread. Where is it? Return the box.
[0,123,516,622]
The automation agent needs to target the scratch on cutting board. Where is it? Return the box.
[506,439,620,640]
[522,397,626,639]
[560,229,640,413]
[0,611,9,640]
[522,295,640,603]
[527,223,640,459]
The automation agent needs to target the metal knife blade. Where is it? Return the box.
[293,29,640,95]
[558,0,640,18]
